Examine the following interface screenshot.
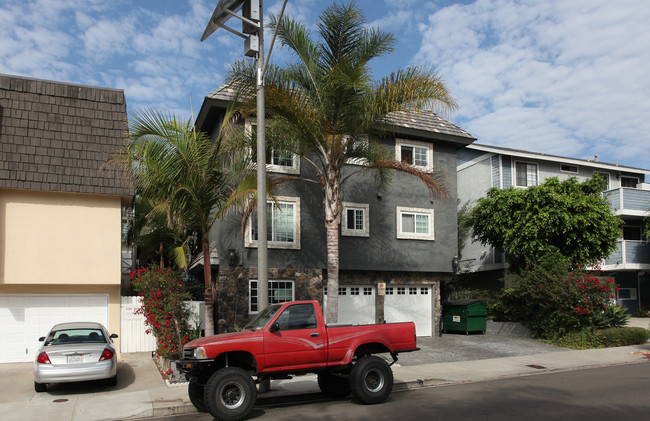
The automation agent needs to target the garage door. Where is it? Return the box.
[384,285,432,336]
[323,285,376,325]
[0,295,108,363]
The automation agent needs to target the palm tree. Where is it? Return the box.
[119,109,256,336]
[227,1,458,323]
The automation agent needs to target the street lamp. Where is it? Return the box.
[201,0,288,314]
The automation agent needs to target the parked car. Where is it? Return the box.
[34,322,118,392]
[178,300,418,420]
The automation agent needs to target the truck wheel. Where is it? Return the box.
[350,356,393,404]
[188,381,208,413]
[317,372,350,398]
[205,368,256,421]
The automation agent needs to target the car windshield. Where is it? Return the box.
[45,328,106,346]
[243,304,282,330]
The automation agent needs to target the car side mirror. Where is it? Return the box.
[38,337,45,342]
[270,322,280,333]
[110,334,118,339]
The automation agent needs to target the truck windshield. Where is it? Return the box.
[243,304,282,330]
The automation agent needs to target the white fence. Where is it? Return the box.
[120,296,205,353]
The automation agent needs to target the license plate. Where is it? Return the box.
[67,355,84,363]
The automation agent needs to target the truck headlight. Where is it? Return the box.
[194,347,207,359]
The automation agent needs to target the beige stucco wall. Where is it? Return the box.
[0,189,122,285]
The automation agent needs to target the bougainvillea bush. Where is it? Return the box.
[490,255,617,339]
[131,267,196,358]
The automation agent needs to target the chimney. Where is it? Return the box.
[594,155,599,162]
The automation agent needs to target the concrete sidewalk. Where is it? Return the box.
[2,331,649,421]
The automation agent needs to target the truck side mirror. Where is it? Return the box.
[270,322,280,333]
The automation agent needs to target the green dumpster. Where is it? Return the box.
[442,299,487,334]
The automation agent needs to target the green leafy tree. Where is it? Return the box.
[227,1,457,322]
[117,109,258,336]
[469,175,621,269]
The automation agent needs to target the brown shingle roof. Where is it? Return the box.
[0,74,133,197]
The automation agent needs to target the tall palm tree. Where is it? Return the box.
[227,1,458,322]
[119,109,255,336]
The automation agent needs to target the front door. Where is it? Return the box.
[263,303,326,371]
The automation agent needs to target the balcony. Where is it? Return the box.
[603,186,650,217]
[602,240,650,270]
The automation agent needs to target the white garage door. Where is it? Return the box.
[384,285,432,336]
[0,294,108,363]
[324,285,376,325]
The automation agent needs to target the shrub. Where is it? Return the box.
[131,266,197,358]
[490,254,617,339]
[636,305,650,318]
[592,304,630,329]
[543,328,601,350]
[597,327,650,347]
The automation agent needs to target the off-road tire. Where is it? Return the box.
[188,381,208,413]
[205,367,256,421]
[317,372,350,398]
[34,381,46,393]
[350,356,393,404]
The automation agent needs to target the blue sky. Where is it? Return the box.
[2,0,649,170]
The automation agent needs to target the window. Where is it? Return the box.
[344,135,370,165]
[623,225,642,241]
[249,280,295,313]
[246,196,300,249]
[593,172,611,190]
[409,287,417,295]
[395,139,432,171]
[339,287,347,296]
[420,287,428,295]
[341,202,369,237]
[515,162,538,187]
[274,303,317,330]
[396,206,435,241]
[560,164,578,174]
[617,288,637,301]
[363,287,373,296]
[397,287,405,295]
[621,176,639,188]
[247,122,299,174]
[350,287,360,295]
[386,287,394,295]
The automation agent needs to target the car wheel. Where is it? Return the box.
[107,373,118,387]
[188,381,208,413]
[317,372,350,398]
[34,381,46,393]
[350,356,393,404]
[205,367,256,421]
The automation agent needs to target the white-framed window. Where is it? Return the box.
[617,288,637,301]
[593,171,611,190]
[621,176,639,188]
[396,206,435,241]
[249,280,295,313]
[341,202,369,237]
[560,164,579,174]
[344,135,370,166]
[514,161,538,187]
[245,196,300,249]
[395,139,433,171]
[246,121,300,174]
[622,225,642,241]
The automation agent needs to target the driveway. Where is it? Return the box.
[398,333,566,366]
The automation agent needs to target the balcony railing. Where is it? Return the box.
[603,187,650,215]
[602,240,650,269]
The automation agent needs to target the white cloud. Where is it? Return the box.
[415,0,650,169]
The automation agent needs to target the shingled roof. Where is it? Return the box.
[0,74,133,198]
[197,85,475,145]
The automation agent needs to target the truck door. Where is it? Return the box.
[263,302,327,371]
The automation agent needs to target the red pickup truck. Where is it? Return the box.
[178,300,418,420]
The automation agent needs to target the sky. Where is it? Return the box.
[2,0,649,170]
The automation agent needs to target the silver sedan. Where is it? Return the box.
[34,322,118,392]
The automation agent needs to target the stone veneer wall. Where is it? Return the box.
[215,267,448,335]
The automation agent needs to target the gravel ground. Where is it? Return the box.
[396,333,567,366]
